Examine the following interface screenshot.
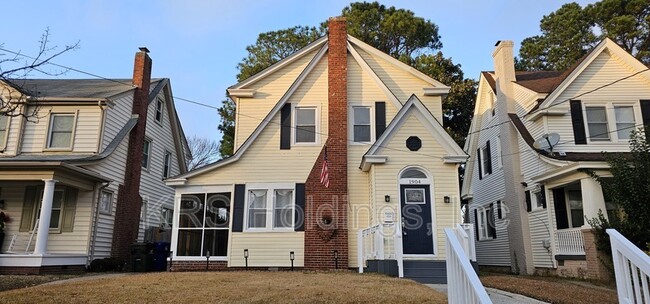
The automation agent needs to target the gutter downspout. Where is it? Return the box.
[87,181,110,267]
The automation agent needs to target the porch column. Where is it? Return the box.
[33,179,58,255]
[580,178,607,227]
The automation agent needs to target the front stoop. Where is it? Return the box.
[403,260,447,284]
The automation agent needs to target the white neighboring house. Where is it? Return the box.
[462,38,650,279]
[0,48,188,273]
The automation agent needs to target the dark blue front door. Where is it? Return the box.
[400,185,434,255]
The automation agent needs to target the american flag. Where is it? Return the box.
[320,147,330,188]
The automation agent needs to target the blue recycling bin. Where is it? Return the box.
[152,242,170,271]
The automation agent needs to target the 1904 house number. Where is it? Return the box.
[408,179,422,184]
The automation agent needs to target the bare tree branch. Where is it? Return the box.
[186,135,221,170]
[0,28,79,121]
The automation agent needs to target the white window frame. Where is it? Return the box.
[142,137,152,170]
[613,105,636,141]
[163,150,172,178]
[585,105,610,141]
[495,136,503,169]
[480,145,491,177]
[155,98,164,124]
[351,106,373,144]
[292,105,319,145]
[0,114,9,151]
[45,112,77,151]
[477,207,490,241]
[583,101,640,143]
[99,190,113,215]
[244,183,295,232]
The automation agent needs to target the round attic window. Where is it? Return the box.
[406,136,422,151]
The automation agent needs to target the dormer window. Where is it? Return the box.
[46,113,76,149]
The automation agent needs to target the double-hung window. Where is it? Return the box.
[163,151,172,178]
[142,138,152,169]
[47,113,75,149]
[353,106,371,142]
[614,106,635,140]
[476,206,496,240]
[99,191,113,215]
[294,107,317,144]
[585,106,609,141]
[246,185,294,230]
[33,189,65,230]
[584,103,638,142]
[155,98,164,123]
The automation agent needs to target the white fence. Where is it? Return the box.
[607,229,650,304]
[555,228,585,255]
[445,225,491,304]
[357,223,403,277]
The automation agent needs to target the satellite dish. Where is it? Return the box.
[533,133,560,152]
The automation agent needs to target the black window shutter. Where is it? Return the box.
[553,188,569,229]
[540,186,547,209]
[19,186,37,232]
[485,141,492,175]
[473,209,479,241]
[570,100,587,144]
[280,103,291,150]
[497,200,503,219]
[477,148,483,180]
[232,184,246,232]
[294,183,305,231]
[488,203,496,239]
[375,102,386,140]
[525,190,532,212]
[640,100,650,138]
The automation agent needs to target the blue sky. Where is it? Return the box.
[2,0,596,140]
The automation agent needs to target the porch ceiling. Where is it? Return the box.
[0,162,110,191]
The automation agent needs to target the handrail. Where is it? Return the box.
[445,227,492,304]
[607,229,650,304]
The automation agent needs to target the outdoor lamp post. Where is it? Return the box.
[206,250,210,271]
[169,251,173,272]
[290,251,295,271]
[244,249,249,270]
[333,250,339,269]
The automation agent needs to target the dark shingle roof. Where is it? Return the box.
[6,78,162,99]
[482,71,564,93]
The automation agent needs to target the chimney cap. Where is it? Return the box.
[495,40,501,47]
[139,47,150,53]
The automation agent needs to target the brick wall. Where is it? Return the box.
[304,17,349,270]
[582,229,610,280]
[111,48,152,261]
[170,261,228,272]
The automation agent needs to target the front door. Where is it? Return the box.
[400,184,434,255]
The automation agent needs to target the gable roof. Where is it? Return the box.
[360,94,467,171]
[3,78,155,100]
[169,34,453,184]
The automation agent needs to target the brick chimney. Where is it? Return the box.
[493,40,535,274]
[304,17,349,269]
[111,47,152,261]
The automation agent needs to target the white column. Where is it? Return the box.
[33,179,58,255]
[580,178,607,228]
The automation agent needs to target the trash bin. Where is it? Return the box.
[152,242,170,271]
[130,242,154,272]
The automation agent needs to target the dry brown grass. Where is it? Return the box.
[0,274,83,292]
[0,271,446,304]
[481,272,618,304]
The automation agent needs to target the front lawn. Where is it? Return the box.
[0,271,446,304]
[480,272,618,304]
[0,274,84,292]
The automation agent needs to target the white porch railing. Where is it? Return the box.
[555,228,585,255]
[358,223,403,277]
[445,225,491,304]
[607,229,650,304]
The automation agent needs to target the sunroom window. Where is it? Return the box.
[177,193,230,257]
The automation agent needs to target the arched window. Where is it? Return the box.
[400,168,427,179]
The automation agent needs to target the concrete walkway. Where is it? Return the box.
[427,284,549,304]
